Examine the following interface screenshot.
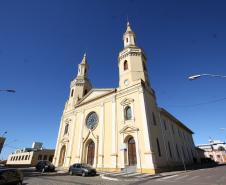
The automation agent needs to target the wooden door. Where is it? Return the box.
[128,137,137,165]
[59,145,66,166]
[87,141,95,165]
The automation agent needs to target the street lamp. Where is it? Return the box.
[0,89,16,93]
[1,131,7,137]
[188,74,226,80]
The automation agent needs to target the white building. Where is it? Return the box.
[197,140,226,163]
[6,142,54,167]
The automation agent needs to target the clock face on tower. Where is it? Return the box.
[86,112,98,130]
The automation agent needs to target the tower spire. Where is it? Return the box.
[68,54,92,105]
[123,21,136,48]
[119,22,150,89]
[81,53,87,64]
[126,21,132,32]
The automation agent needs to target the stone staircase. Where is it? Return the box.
[121,165,137,173]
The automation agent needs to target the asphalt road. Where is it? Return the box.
[23,165,226,185]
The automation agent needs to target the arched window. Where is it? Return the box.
[218,146,225,151]
[124,60,128,71]
[156,138,161,157]
[64,124,69,135]
[126,38,128,43]
[84,89,88,96]
[70,89,74,97]
[125,106,132,120]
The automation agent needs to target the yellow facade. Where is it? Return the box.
[53,23,198,174]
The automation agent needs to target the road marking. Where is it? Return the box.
[159,174,178,180]
[188,175,200,180]
[110,172,134,176]
[101,175,119,181]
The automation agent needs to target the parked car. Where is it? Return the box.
[0,168,23,185]
[36,160,55,172]
[69,163,96,177]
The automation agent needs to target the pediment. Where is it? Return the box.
[120,98,134,106]
[83,130,98,143]
[60,137,69,144]
[120,125,139,134]
[77,88,115,106]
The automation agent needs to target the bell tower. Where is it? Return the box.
[68,54,92,106]
[118,22,150,88]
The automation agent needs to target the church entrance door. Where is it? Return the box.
[58,145,66,166]
[128,137,137,166]
[87,140,95,165]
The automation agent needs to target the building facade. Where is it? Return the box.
[197,140,226,164]
[6,143,54,167]
[53,23,198,174]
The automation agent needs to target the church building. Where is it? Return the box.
[53,22,198,174]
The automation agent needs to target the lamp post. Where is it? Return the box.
[1,131,7,137]
[188,74,226,80]
[0,89,16,93]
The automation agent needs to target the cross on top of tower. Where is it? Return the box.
[123,21,136,48]
[81,53,87,64]
[126,21,133,33]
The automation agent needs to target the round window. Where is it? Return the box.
[86,112,98,130]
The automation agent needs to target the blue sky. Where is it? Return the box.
[0,0,226,159]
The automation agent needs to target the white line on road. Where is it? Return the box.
[110,172,134,176]
[101,175,119,181]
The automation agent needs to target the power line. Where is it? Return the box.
[166,97,226,108]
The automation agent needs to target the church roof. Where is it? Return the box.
[75,88,116,107]
[159,108,194,134]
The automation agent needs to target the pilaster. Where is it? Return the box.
[111,95,117,168]
[138,86,156,169]
[77,111,85,163]
[65,114,77,166]
[53,116,64,166]
[97,103,105,168]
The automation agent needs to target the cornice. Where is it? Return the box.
[118,47,147,62]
